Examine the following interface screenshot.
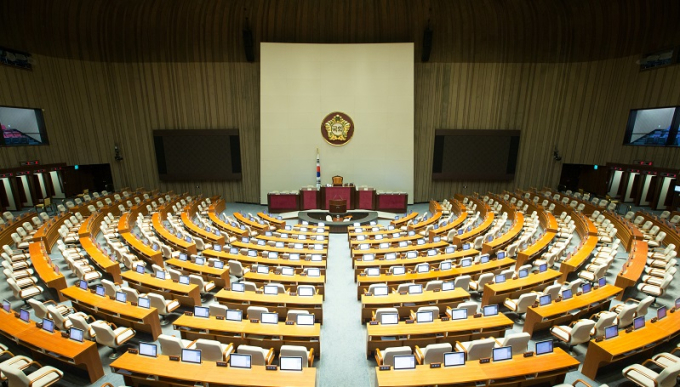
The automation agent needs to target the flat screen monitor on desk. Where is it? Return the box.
[393,355,416,370]
[194,306,210,318]
[480,255,490,264]
[280,356,303,371]
[181,349,202,364]
[409,284,423,294]
[408,231,416,236]
[306,268,321,277]
[298,287,315,297]
[281,267,294,276]
[518,269,528,279]
[676,297,680,309]
[385,253,397,260]
[95,286,105,297]
[115,292,127,303]
[275,241,285,248]
[483,304,498,316]
[416,264,429,273]
[184,236,192,243]
[461,258,472,267]
[289,253,300,260]
[310,254,322,261]
[179,276,190,285]
[295,243,304,249]
[139,342,158,358]
[433,236,441,243]
[380,313,399,325]
[440,261,452,271]
[296,314,315,326]
[247,250,257,257]
[214,261,224,269]
[268,252,279,259]
[598,277,606,287]
[495,275,506,284]
[443,351,465,367]
[261,312,278,324]
[497,251,506,259]
[231,283,245,292]
[657,306,667,320]
[442,281,454,291]
[179,253,188,261]
[416,311,434,323]
[462,243,470,250]
[2,299,10,313]
[492,346,512,362]
[582,283,592,294]
[79,280,89,290]
[445,246,456,254]
[226,309,242,322]
[41,318,54,333]
[634,316,645,330]
[373,286,388,296]
[450,308,467,320]
[155,271,165,280]
[138,297,150,309]
[539,295,551,306]
[69,327,84,343]
[214,245,222,252]
[366,268,380,276]
[535,340,553,355]
[539,264,547,273]
[562,289,573,300]
[427,249,437,257]
[230,248,239,254]
[264,285,278,295]
[230,353,251,369]
[195,257,205,265]
[135,265,145,274]
[406,252,417,259]
[604,325,618,340]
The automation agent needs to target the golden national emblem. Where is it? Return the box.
[321,112,354,146]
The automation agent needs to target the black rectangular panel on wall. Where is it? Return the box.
[152,129,242,181]
[432,129,521,181]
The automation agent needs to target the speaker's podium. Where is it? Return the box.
[321,181,355,211]
[329,198,347,214]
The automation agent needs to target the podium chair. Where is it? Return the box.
[332,175,343,186]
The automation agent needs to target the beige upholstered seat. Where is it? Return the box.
[454,338,495,361]
[550,319,595,351]
[623,360,680,387]
[91,321,136,359]
[414,343,452,364]
[374,346,412,366]
[194,339,234,362]
[493,332,531,355]
[0,361,63,387]
[158,334,196,356]
[236,344,275,366]
[280,345,314,367]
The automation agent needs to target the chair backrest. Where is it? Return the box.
[122,287,141,302]
[457,301,478,315]
[280,345,310,367]
[195,339,227,361]
[422,343,453,364]
[570,320,596,345]
[416,306,440,318]
[381,346,412,367]
[28,299,48,320]
[247,306,269,320]
[1,364,31,386]
[514,293,538,313]
[477,273,494,287]
[396,283,415,293]
[466,338,496,360]
[237,345,270,366]
[656,363,680,387]
[501,332,531,355]
[424,280,443,292]
[148,293,169,313]
[158,334,186,356]
[209,304,228,318]
[228,260,244,277]
[637,296,654,316]
[454,275,471,291]
[46,305,68,329]
[91,321,116,347]
[375,308,399,322]
[286,309,310,322]
[593,312,617,337]
[69,314,94,339]
[101,279,118,297]
[542,284,561,299]
[617,304,637,328]
[332,176,343,186]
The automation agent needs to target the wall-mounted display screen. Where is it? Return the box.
[623,107,680,147]
[0,106,48,146]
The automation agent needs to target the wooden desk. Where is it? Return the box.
[481,268,561,305]
[408,210,442,232]
[365,314,513,357]
[121,231,164,266]
[523,284,622,335]
[357,258,516,299]
[153,212,197,254]
[349,233,421,247]
[61,285,162,340]
[215,288,324,323]
[232,240,328,256]
[203,249,327,272]
[28,242,68,301]
[79,233,123,283]
[122,271,201,307]
[559,235,598,282]
[234,212,272,231]
[361,288,470,323]
[614,240,648,300]
[257,212,287,229]
[111,352,316,387]
[259,234,327,246]
[391,212,418,227]
[275,228,329,237]
[582,310,680,379]
[181,211,225,245]
[353,248,480,278]
[0,308,105,383]
[173,314,322,357]
[165,258,230,288]
[351,241,449,259]
[428,200,468,239]
[244,271,326,298]
[209,200,249,239]
[515,230,557,268]
[481,211,524,254]
[452,210,494,246]
[376,348,578,387]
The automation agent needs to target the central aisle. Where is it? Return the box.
[318,232,374,386]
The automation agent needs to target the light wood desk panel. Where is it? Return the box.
[61,285,162,340]
[481,268,561,305]
[244,271,326,298]
[353,248,480,278]
[215,288,324,323]
[173,314,322,357]
[203,249,327,272]
[361,288,470,323]
[28,242,68,301]
[122,271,201,306]
[165,257,230,288]
[111,352,316,387]
[232,240,328,256]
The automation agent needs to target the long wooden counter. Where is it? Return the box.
[122,270,201,307]
[215,288,324,323]
[203,249,327,272]
[111,352,316,387]
[165,257,230,288]
[481,268,561,305]
[244,270,326,298]
[361,288,470,323]
[352,248,480,277]
[28,242,68,301]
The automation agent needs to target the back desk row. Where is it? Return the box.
[216,288,325,323]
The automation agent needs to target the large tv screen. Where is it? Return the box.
[623,107,680,146]
[0,106,48,146]
[432,129,520,180]
[153,129,242,181]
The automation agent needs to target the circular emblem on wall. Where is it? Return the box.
[321,112,354,146]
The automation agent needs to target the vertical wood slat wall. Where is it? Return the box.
[0,0,679,203]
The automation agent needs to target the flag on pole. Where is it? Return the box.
[316,148,321,190]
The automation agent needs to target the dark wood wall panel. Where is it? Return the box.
[0,0,679,203]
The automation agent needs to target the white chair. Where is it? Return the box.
[68,314,98,340]
[455,302,479,316]
[374,307,399,322]
[623,360,680,387]
[194,339,234,362]
[493,332,531,355]
[47,305,90,331]
[414,343,452,365]
[236,345,275,366]
[453,275,471,291]
[454,338,496,361]
[27,299,73,321]
[91,321,136,359]
[280,345,314,367]
[7,278,42,303]
[158,334,196,356]
[637,275,673,301]
[246,306,269,320]
[611,296,654,317]
[469,273,494,292]
[374,346,412,366]
[148,293,180,324]
[101,279,121,298]
[550,319,595,352]
[590,311,617,337]
[228,260,247,278]
[0,361,63,387]
[615,303,637,328]
[503,293,537,320]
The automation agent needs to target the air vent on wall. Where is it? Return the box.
[637,49,674,71]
